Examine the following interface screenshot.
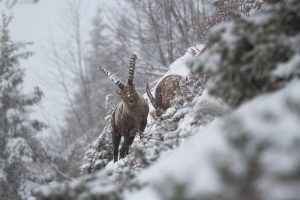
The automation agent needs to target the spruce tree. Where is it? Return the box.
[0,14,55,200]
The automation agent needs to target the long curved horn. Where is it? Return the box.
[99,65,125,89]
[146,83,158,110]
[128,54,137,86]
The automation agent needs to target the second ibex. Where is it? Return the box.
[146,75,184,117]
[99,54,149,162]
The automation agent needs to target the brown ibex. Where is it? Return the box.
[146,74,185,117]
[99,54,149,162]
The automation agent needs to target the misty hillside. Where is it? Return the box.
[1,0,300,200]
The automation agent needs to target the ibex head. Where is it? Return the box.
[99,54,138,106]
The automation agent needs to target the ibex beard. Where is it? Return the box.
[99,54,149,162]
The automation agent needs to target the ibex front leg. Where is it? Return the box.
[120,135,135,159]
[112,129,121,162]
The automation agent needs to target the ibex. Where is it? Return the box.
[99,54,149,162]
[146,45,206,117]
[146,74,185,117]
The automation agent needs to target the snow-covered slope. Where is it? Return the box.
[35,77,300,200]
[126,80,300,200]
[35,21,300,199]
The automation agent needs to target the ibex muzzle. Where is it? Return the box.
[99,54,149,162]
[146,74,184,117]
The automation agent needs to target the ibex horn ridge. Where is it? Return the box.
[128,54,137,86]
[99,65,125,89]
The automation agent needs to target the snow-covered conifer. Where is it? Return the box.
[80,94,114,174]
[0,14,56,200]
[197,0,300,107]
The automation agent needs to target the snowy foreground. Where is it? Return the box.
[127,80,300,200]
[35,71,300,200]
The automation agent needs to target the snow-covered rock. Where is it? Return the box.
[168,44,205,77]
